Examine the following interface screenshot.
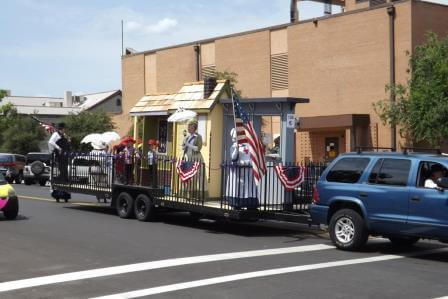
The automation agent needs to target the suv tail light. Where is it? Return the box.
[312,186,319,204]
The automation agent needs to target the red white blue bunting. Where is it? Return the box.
[274,164,305,191]
[176,160,200,183]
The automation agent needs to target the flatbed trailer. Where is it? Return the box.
[50,153,324,225]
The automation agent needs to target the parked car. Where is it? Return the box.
[0,171,19,219]
[311,151,448,250]
[0,153,26,184]
[24,152,51,186]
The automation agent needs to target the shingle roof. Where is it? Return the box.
[130,80,229,116]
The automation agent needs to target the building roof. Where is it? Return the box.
[78,90,121,110]
[130,80,229,116]
[14,106,81,116]
[1,96,64,107]
[0,90,121,116]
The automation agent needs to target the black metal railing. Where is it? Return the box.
[51,151,325,213]
[220,161,326,212]
[51,152,114,195]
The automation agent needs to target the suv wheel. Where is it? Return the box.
[14,173,23,184]
[329,209,368,251]
[388,236,419,247]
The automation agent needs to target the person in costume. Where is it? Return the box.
[182,119,203,161]
[147,139,158,187]
[225,128,258,209]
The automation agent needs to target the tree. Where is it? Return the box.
[1,115,46,155]
[374,32,448,146]
[0,90,8,100]
[215,70,242,97]
[63,110,115,151]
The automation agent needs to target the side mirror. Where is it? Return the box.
[436,177,448,189]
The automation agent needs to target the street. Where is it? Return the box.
[1,184,448,299]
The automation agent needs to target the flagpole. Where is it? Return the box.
[230,87,239,151]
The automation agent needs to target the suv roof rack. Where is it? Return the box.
[402,147,441,155]
[355,147,395,154]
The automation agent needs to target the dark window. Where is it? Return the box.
[326,158,370,183]
[15,155,26,163]
[0,155,13,163]
[116,98,121,106]
[369,159,411,186]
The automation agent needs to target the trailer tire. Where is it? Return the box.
[3,197,19,220]
[116,192,134,219]
[134,194,156,222]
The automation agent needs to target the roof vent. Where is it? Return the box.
[204,77,217,99]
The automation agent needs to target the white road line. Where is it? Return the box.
[0,244,333,293]
[91,248,447,299]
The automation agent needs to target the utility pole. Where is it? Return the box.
[290,0,298,23]
[121,20,124,56]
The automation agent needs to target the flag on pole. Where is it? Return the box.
[232,90,266,185]
[30,115,56,134]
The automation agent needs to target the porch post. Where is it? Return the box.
[281,104,295,163]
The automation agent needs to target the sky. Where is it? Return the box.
[0,0,446,97]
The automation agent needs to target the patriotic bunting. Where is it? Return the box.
[176,160,200,183]
[274,164,306,191]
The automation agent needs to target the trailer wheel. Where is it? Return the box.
[116,192,134,219]
[134,194,156,222]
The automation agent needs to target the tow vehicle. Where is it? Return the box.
[0,172,19,220]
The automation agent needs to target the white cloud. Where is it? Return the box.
[125,18,178,35]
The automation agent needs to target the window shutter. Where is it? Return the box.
[201,65,216,79]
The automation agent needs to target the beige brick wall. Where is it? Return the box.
[215,31,271,98]
[289,2,412,151]
[412,1,448,47]
[156,46,196,93]
[114,54,145,137]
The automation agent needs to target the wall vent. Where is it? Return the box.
[369,0,386,7]
[201,65,216,80]
[271,53,289,91]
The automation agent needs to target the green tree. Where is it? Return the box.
[63,110,115,151]
[374,32,448,146]
[0,89,8,100]
[1,115,46,155]
[215,70,242,97]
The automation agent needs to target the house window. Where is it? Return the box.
[116,98,122,106]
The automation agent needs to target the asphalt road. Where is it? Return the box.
[1,184,448,299]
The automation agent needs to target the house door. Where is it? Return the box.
[325,137,339,161]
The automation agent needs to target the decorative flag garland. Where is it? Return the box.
[176,160,200,183]
[274,164,306,191]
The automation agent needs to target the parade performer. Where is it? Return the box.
[181,119,203,161]
[225,129,258,209]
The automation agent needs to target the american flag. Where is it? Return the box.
[30,115,55,134]
[232,89,266,185]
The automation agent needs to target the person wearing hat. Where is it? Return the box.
[122,137,138,185]
[48,123,70,182]
[425,164,446,189]
[182,119,203,161]
[147,139,158,187]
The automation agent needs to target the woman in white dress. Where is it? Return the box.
[225,129,258,209]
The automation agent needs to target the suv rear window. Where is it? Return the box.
[368,158,411,186]
[27,153,51,164]
[0,155,13,163]
[326,158,370,183]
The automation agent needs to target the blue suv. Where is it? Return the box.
[310,150,448,250]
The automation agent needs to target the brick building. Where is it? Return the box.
[119,0,448,162]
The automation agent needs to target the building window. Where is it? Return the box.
[201,65,216,79]
[116,98,121,106]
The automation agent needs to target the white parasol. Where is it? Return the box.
[101,131,121,144]
[167,108,197,123]
[81,132,121,150]
[81,133,102,144]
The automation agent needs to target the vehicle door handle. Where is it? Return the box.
[359,193,368,198]
[411,196,420,202]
